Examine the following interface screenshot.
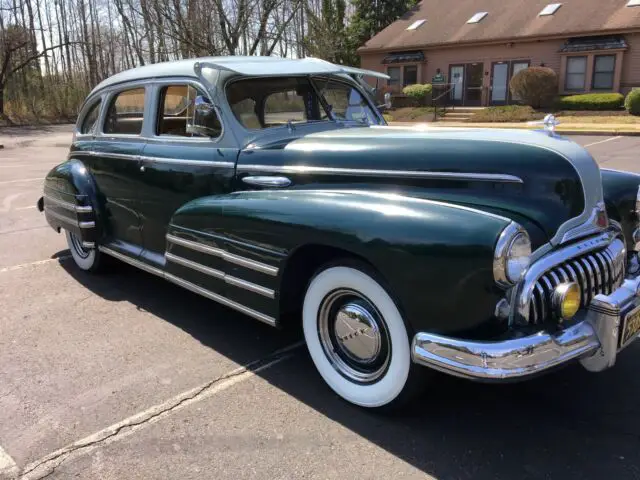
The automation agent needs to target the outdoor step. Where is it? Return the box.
[442,113,475,120]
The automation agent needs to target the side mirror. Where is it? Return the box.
[377,92,392,112]
[186,95,220,137]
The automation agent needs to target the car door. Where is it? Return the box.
[84,85,148,256]
[137,81,237,267]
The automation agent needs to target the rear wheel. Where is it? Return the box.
[66,231,103,272]
[302,262,422,409]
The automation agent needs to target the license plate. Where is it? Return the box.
[620,305,640,348]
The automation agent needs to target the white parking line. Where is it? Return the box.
[15,205,37,210]
[0,178,42,185]
[21,343,303,479]
[584,136,622,148]
[0,255,71,274]
[0,445,18,478]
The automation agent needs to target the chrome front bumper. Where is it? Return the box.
[411,276,640,380]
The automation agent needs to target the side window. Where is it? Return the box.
[104,88,145,135]
[80,100,102,134]
[157,85,221,138]
[264,90,307,126]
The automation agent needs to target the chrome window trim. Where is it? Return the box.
[99,246,275,326]
[238,164,524,184]
[166,234,279,276]
[44,194,93,213]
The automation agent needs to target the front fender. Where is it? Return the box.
[601,169,640,251]
[42,159,104,245]
[171,189,512,337]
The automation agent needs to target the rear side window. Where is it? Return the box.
[157,85,221,138]
[80,100,101,134]
[104,88,145,135]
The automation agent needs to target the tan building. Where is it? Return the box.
[358,0,640,106]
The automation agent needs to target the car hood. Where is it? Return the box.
[240,125,603,248]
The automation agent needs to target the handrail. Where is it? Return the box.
[431,83,456,122]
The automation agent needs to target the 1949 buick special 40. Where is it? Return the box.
[37,56,640,409]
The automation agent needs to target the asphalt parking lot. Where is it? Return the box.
[1,126,640,480]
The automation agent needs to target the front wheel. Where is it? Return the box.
[66,231,103,272]
[302,262,422,409]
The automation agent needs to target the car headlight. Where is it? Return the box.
[493,222,532,287]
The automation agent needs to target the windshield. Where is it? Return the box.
[226,76,382,130]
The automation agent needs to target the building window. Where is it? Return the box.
[592,55,616,90]
[387,67,401,87]
[565,56,587,91]
[403,66,418,86]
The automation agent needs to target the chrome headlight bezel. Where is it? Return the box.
[493,222,532,288]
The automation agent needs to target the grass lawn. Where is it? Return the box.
[468,105,640,124]
[388,106,437,123]
[556,115,640,124]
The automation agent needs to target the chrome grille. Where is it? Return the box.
[529,238,626,324]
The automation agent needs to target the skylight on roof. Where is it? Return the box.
[467,12,488,24]
[406,19,426,31]
[539,3,562,16]
[627,0,640,7]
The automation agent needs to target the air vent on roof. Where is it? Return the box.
[628,0,640,6]
[467,12,488,24]
[539,3,562,16]
[406,19,426,31]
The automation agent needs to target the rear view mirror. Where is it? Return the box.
[186,96,220,136]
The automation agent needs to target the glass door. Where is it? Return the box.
[491,62,509,105]
[464,63,484,106]
[449,65,464,104]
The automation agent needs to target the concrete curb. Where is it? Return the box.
[389,122,640,136]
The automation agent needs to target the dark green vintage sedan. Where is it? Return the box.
[38,56,640,409]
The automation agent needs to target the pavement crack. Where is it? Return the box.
[19,344,301,479]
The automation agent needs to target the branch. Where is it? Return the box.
[7,42,79,77]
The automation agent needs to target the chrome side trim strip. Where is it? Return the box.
[43,208,77,228]
[98,246,165,277]
[44,194,93,213]
[225,275,275,299]
[238,164,524,184]
[166,252,276,298]
[68,151,234,168]
[99,247,276,326]
[165,273,276,326]
[166,252,225,279]
[166,234,279,276]
[78,220,96,228]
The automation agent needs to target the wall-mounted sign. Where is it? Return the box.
[432,73,446,84]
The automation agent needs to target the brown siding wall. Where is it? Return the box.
[621,32,640,95]
[361,34,640,103]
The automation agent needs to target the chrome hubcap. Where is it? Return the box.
[318,289,391,384]
[70,232,90,259]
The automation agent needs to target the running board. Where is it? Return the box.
[98,246,276,327]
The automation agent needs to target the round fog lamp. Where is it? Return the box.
[552,282,581,321]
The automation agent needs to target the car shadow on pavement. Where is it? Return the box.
[58,254,640,480]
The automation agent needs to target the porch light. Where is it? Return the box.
[539,3,562,16]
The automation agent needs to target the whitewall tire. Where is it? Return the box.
[303,264,416,408]
[66,230,101,272]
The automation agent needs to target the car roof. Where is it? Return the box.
[89,56,389,96]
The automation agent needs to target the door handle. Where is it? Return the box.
[140,165,146,173]
[242,176,291,188]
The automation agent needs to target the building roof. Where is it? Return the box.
[90,56,389,95]
[359,0,640,52]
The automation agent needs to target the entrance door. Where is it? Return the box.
[449,65,464,105]
[510,61,530,103]
[464,63,484,106]
[491,62,509,105]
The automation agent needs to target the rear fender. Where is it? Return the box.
[168,189,512,336]
[42,159,103,246]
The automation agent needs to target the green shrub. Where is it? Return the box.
[470,105,544,123]
[556,93,624,111]
[509,67,558,108]
[625,89,640,116]
[402,83,433,106]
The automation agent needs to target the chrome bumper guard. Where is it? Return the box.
[411,276,640,380]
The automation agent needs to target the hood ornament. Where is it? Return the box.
[529,114,560,136]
